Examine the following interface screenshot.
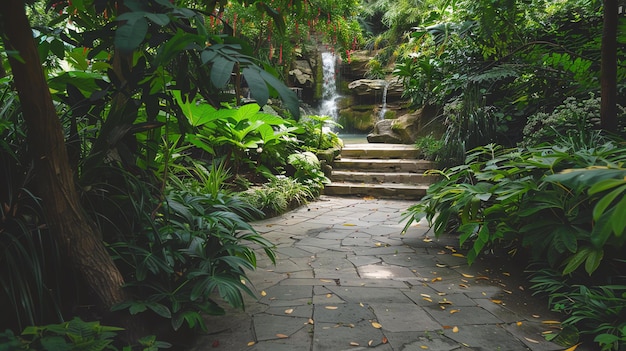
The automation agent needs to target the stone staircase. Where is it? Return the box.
[322,143,438,200]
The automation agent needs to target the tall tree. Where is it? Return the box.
[0,0,127,317]
[601,0,618,132]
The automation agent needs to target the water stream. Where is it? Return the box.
[379,80,389,120]
[318,52,339,122]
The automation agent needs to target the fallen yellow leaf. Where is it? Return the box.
[452,326,459,333]
[423,297,433,302]
[452,253,465,258]
[436,263,447,268]
[502,272,511,276]
[349,341,359,346]
[276,334,289,339]
[524,337,540,344]
[445,245,456,252]
[423,237,433,242]
[343,223,356,226]
[247,341,256,346]
[563,343,581,351]
[260,290,267,296]
[375,243,383,247]
[420,293,431,298]
[491,299,503,304]
[420,346,429,349]
[325,306,338,310]
[541,320,561,325]
[461,273,474,278]
[326,293,332,298]
[320,279,333,283]
[368,340,373,346]
[371,322,382,329]
[459,283,469,288]
[308,318,314,325]
[431,277,442,282]
[516,321,523,326]
[284,308,294,314]
[450,309,460,314]
[438,299,452,305]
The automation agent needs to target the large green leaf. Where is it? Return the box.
[242,67,269,107]
[172,90,219,126]
[562,246,592,275]
[259,69,300,118]
[584,248,604,275]
[115,16,148,53]
[210,56,235,89]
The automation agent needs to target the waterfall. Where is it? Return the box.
[318,52,339,122]
[379,81,389,120]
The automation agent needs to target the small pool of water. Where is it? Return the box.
[338,133,368,144]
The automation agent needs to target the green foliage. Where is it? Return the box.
[297,115,343,152]
[522,95,626,147]
[407,137,626,348]
[109,177,275,331]
[240,176,316,217]
[529,267,626,350]
[0,81,69,331]
[287,151,330,194]
[0,317,171,351]
[437,86,498,167]
[177,98,299,176]
[414,134,443,161]
[403,139,626,272]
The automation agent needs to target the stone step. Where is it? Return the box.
[334,158,436,173]
[341,143,420,159]
[330,170,439,184]
[323,182,429,200]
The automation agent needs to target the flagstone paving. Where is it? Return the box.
[192,196,591,351]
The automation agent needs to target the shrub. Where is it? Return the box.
[403,139,626,272]
[414,134,443,161]
[522,94,626,147]
[240,176,315,217]
[109,182,275,332]
[404,138,626,349]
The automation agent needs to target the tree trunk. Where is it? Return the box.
[0,0,127,313]
[601,0,618,132]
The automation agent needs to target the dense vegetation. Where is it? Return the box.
[382,0,626,349]
[1,0,625,350]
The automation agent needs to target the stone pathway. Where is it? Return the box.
[192,196,578,351]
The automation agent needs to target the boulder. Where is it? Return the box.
[348,79,387,96]
[367,108,438,144]
[367,119,403,143]
[340,50,371,79]
[289,60,314,86]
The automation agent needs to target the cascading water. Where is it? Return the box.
[318,52,339,123]
[379,80,389,120]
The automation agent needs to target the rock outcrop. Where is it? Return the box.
[367,107,442,144]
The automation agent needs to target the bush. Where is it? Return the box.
[240,176,316,217]
[522,94,626,147]
[403,138,626,349]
